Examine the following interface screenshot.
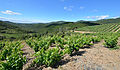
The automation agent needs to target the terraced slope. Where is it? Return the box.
[76,23,120,33]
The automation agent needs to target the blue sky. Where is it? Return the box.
[0,0,120,23]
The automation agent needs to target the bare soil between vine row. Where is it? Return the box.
[22,39,120,70]
[74,31,95,33]
[21,41,35,70]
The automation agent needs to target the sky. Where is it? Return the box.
[0,0,120,23]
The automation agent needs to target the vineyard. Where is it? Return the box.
[0,31,120,70]
[0,41,26,70]
[0,0,120,69]
[1,19,120,70]
[76,23,120,32]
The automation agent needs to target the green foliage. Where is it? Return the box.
[0,20,99,41]
[92,36,101,43]
[0,53,26,70]
[0,42,23,60]
[26,37,50,52]
[64,39,82,55]
[0,42,5,50]
[0,47,12,60]
[80,36,93,46]
[76,23,120,32]
[104,36,118,48]
[96,18,120,24]
[0,41,26,70]
[25,32,120,69]
[34,48,63,67]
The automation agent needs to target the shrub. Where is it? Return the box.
[104,36,118,48]
[34,48,63,67]
[0,53,26,70]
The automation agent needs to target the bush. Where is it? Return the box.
[92,36,101,43]
[0,53,26,70]
[104,36,118,48]
[0,42,5,50]
[34,48,63,67]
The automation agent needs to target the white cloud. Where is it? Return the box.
[112,16,119,19]
[0,17,13,20]
[0,17,48,23]
[80,6,85,10]
[1,10,22,15]
[64,6,74,11]
[86,15,109,20]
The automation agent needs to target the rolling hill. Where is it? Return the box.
[76,23,120,32]
[76,18,120,32]
[14,21,99,33]
[95,18,120,24]
[0,20,99,40]
[1,17,120,40]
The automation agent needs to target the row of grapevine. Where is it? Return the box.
[92,32,120,49]
[0,41,26,70]
[113,25,120,32]
[109,24,119,32]
[26,33,102,68]
[0,42,5,50]
[76,23,120,32]
[103,24,116,32]
[104,34,119,49]
[0,32,118,70]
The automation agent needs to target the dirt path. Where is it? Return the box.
[21,41,35,70]
[74,31,95,33]
[43,40,120,70]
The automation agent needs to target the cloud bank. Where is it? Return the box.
[1,10,22,15]
[86,15,109,20]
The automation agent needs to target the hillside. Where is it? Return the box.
[0,21,35,40]
[0,20,99,34]
[1,17,120,40]
[0,20,99,40]
[76,18,120,32]
[95,18,120,24]
[76,23,120,33]
[0,21,35,34]
[14,21,99,33]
